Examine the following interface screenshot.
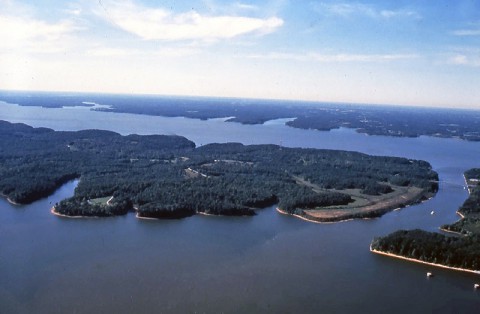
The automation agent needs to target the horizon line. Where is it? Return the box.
[0,88,478,111]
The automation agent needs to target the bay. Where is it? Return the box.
[0,100,479,313]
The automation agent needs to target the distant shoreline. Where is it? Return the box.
[370,246,480,275]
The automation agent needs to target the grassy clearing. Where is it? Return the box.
[303,186,424,220]
[294,175,422,210]
[89,196,112,205]
[292,175,426,221]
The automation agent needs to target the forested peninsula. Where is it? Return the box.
[371,169,480,273]
[0,120,438,220]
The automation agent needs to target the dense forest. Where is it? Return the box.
[371,230,480,271]
[0,120,438,219]
[1,91,480,141]
[371,169,480,272]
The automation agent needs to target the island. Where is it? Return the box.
[370,169,480,274]
[0,120,438,220]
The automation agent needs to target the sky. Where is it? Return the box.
[0,0,479,109]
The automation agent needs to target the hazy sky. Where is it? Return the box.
[1,0,479,108]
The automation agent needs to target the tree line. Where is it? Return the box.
[371,229,480,270]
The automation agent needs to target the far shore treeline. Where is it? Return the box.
[0,120,438,219]
[1,91,480,141]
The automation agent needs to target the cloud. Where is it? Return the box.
[0,15,75,42]
[448,54,480,67]
[316,3,374,17]
[0,6,81,54]
[451,29,480,36]
[233,2,259,11]
[379,9,419,19]
[247,52,419,63]
[203,1,259,13]
[85,46,199,58]
[96,0,283,41]
[85,47,135,57]
[309,53,418,62]
[445,46,480,67]
[449,54,468,65]
[314,2,420,19]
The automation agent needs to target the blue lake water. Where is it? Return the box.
[0,100,480,313]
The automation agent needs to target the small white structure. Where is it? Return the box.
[427,272,433,277]
[474,284,479,289]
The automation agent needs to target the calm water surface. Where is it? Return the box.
[1,101,480,313]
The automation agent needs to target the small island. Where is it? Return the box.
[371,169,480,274]
[0,120,438,220]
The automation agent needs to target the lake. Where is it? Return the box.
[0,100,479,313]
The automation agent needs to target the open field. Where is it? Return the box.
[293,175,427,222]
[88,196,113,206]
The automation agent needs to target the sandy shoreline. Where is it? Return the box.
[370,246,480,275]
[6,197,20,206]
[439,227,464,236]
[1,193,21,206]
[135,212,163,220]
[197,211,221,217]
[276,207,357,224]
[50,207,104,219]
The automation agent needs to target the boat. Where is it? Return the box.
[427,272,433,277]
[430,210,435,215]
[475,284,479,289]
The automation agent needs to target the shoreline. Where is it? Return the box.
[370,246,480,275]
[1,192,21,206]
[50,207,105,219]
[135,212,164,220]
[136,210,253,220]
[197,211,217,217]
[276,193,433,224]
[6,197,20,206]
[197,210,254,217]
[439,227,464,236]
[51,206,254,220]
[276,207,357,224]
